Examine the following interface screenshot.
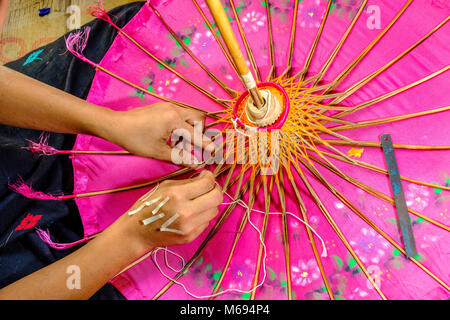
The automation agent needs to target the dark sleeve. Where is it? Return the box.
[0,2,145,300]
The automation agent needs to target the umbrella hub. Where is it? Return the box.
[233,82,290,131]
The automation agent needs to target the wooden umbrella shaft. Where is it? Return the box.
[205,0,264,108]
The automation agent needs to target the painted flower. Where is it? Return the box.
[189,31,214,59]
[155,74,181,99]
[291,259,320,287]
[405,184,430,211]
[241,11,267,33]
[227,259,254,290]
[330,0,361,19]
[350,228,390,264]
[300,1,322,28]
[348,287,369,299]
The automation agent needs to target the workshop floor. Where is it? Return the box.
[0,0,135,64]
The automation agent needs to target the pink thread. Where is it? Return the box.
[89,1,120,30]
[25,134,58,156]
[65,26,98,68]
[9,178,76,201]
[36,228,89,250]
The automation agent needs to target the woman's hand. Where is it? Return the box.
[102,103,213,167]
[109,170,223,256]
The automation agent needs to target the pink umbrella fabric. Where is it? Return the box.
[63,0,450,300]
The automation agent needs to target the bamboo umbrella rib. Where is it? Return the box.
[324,65,450,122]
[302,157,450,291]
[147,2,239,97]
[331,16,450,105]
[282,0,300,78]
[118,29,230,108]
[275,170,293,300]
[309,154,450,231]
[305,147,450,192]
[152,166,257,300]
[229,0,262,82]
[250,175,272,300]
[97,65,220,117]
[324,139,450,151]
[293,158,387,300]
[298,0,333,82]
[329,106,450,132]
[211,168,262,298]
[288,166,335,300]
[265,0,276,79]
[191,0,242,83]
[323,0,413,94]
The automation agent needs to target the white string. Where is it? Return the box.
[151,187,327,300]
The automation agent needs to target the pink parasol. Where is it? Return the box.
[19,0,450,300]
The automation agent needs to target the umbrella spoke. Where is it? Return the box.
[280,0,300,79]
[211,167,262,298]
[324,139,450,151]
[300,158,450,292]
[117,30,231,108]
[275,169,294,300]
[147,1,240,97]
[296,0,332,82]
[293,158,387,300]
[308,0,368,86]
[265,0,276,79]
[97,65,220,117]
[191,0,242,84]
[229,0,262,82]
[306,148,450,192]
[330,65,450,120]
[250,175,273,300]
[329,106,450,132]
[152,165,256,299]
[330,16,450,105]
[309,154,450,231]
[283,153,334,300]
[322,0,413,94]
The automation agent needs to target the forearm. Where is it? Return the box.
[0,225,144,300]
[0,65,113,137]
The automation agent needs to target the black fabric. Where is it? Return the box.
[0,2,145,299]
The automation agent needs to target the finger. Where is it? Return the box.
[176,170,216,200]
[186,184,223,213]
[174,105,206,126]
[178,121,213,152]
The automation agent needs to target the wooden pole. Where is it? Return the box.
[205,0,264,109]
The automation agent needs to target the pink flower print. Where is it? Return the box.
[155,74,181,99]
[350,228,390,264]
[189,31,214,59]
[405,184,430,211]
[291,259,320,287]
[241,11,266,33]
[228,259,253,290]
[300,1,322,28]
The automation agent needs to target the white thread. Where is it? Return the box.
[241,72,257,89]
[142,213,165,226]
[152,196,170,215]
[152,194,268,299]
